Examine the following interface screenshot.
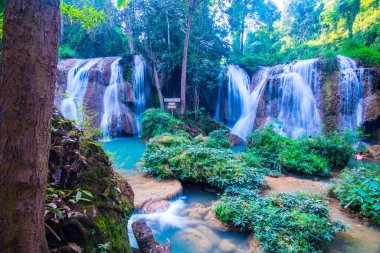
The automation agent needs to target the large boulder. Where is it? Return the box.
[46,108,134,253]
[132,220,171,253]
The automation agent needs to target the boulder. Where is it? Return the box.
[219,239,237,253]
[174,228,213,253]
[227,133,246,146]
[132,220,171,253]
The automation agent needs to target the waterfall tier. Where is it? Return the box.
[55,56,151,137]
[215,56,376,140]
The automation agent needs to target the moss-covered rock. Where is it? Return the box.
[46,108,134,253]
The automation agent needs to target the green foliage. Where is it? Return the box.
[215,192,347,253]
[0,12,3,41]
[204,130,231,149]
[243,126,356,177]
[142,133,263,190]
[340,40,380,66]
[58,45,77,59]
[329,163,380,224]
[61,2,106,30]
[141,108,185,140]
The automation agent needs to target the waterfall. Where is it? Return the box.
[226,59,321,140]
[60,58,100,124]
[133,55,151,135]
[224,65,251,127]
[232,67,270,139]
[265,59,321,138]
[100,58,124,137]
[337,55,365,131]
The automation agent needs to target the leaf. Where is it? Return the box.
[75,191,82,203]
[81,190,93,199]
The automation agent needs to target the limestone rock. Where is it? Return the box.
[219,239,236,253]
[132,220,171,253]
[175,228,213,253]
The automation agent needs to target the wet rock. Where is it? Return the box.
[132,220,171,253]
[143,200,170,214]
[364,144,380,160]
[219,239,236,252]
[175,228,213,253]
[196,225,221,245]
[247,235,261,253]
[227,133,246,146]
[128,173,182,210]
[185,203,210,219]
[205,208,238,232]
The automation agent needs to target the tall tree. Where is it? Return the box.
[0,0,60,252]
[180,0,201,116]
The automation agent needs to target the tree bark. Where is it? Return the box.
[0,0,60,252]
[180,0,197,117]
[153,63,165,110]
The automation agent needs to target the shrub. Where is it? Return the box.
[214,192,347,253]
[280,141,331,176]
[329,163,380,224]
[141,109,185,140]
[305,130,356,169]
[142,133,263,190]
[242,126,356,177]
[58,45,77,60]
[204,130,231,149]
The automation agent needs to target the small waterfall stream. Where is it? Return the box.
[337,55,366,131]
[100,58,124,136]
[231,67,270,139]
[61,58,100,124]
[133,55,151,135]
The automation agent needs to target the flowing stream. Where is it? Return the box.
[101,137,380,253]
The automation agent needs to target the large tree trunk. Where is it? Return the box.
[0,1,60,252]
[180,0,196,117]
[153,63,165,109]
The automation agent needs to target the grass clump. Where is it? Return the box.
[329,163,380,224]
[215,192,347,253]
[242,126,356,177]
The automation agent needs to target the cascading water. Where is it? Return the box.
[132,55,151,135]
[265,59,322,138]
[100,58,124,137]
[337,55,365,131]
[60,58,100,124]
[214,65,251,127]
[232,67,270,139]
[228,59,322,140]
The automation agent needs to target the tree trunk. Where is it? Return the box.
[180,0,196,117]
[153,63,165,110]
[0,1,60,252]
[126,27,136,54]
[240,17,245,52]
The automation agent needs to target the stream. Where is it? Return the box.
[102,137,380,253]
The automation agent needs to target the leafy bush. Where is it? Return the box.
[204,130,231,149]
[58,45,78,60]
[280,141,331,176]
[215,192,347,253]
[141,109,185,140]
[243,126,356,177]
[142,133,263,190]
[305,130,356,169]
[340,40,380,66]
[329,163,380,224]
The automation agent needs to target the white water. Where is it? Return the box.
[231,67,270,139]
[60,58,100,124]
[224,65,251,127]
[133,55,151,135]
[265,59,322,138]
[337,55,366,131]
[100,58,124,137]
[229,59,321,140]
